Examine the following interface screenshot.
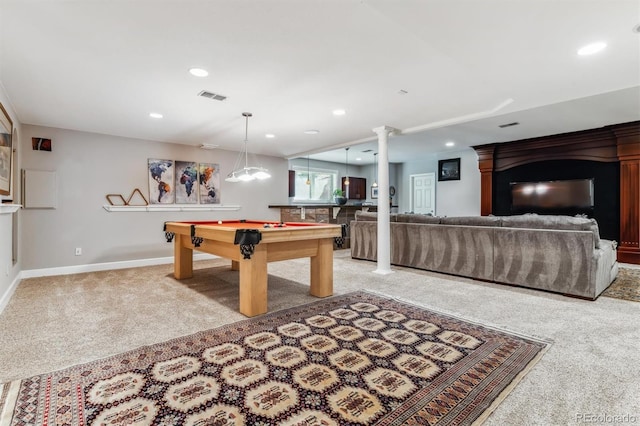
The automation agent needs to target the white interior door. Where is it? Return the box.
[410,173,435,215]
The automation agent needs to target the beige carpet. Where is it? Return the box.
[1,251,639,425]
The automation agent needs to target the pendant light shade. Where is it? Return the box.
[225,112,271,183]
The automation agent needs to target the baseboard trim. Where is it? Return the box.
[19,253,219,279]
[0,274,22,314]
[617,248,640,265]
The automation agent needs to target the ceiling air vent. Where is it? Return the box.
[361,149,373,153]
[198,90,227,101]
[498,121,519,128]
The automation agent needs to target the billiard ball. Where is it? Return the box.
[218,220,222,224]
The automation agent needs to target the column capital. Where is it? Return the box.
[372,125,397,136]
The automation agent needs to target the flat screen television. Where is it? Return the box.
[510,178,594,211]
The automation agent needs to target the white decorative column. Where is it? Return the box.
[372,126,395,275]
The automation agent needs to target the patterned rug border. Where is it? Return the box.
[601,267,640,302]
[0,290,553,426]
[360,290,553,425]
[362,290,554,346]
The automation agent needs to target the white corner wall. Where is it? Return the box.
[20,125,288,271]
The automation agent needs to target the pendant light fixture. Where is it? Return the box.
[306,156,311,185]
[372,152,378,188]
[225,112,271,183]
[344,147,350,186]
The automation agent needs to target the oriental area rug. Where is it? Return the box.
[0,291,549,426]
[602,268,640,302]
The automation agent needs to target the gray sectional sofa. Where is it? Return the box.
[351,212,618,299]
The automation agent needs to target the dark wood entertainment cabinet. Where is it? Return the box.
[473,120,640,264]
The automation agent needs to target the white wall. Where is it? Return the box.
[397,148,481,216]
[20,125,288,270]
[434,149,481,216]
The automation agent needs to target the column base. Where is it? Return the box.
[373,268,394,275]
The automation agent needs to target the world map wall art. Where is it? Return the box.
[148,159,221,205]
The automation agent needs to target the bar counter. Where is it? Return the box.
[268,204,392,248]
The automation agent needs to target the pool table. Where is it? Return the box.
[163,220,343,317]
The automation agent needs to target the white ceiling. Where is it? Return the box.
[1,0,639,164]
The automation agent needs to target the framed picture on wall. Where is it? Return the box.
[198,163,221,204]
[175,161,198,204]
[371,186,378,199]
[438,158,460,181]
[0,102,13,197]
[148,159,175,204]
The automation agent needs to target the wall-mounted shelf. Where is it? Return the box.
[103,204,241,212]
[0,204,22,214]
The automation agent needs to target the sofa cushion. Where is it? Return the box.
[440,216,501,227]
[500,214,601,248]
[396,214,441,224]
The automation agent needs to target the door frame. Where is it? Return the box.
[409,172,436,214]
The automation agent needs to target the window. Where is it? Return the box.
[292,166,338,202]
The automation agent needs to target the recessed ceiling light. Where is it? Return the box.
[445,141,455,147]
[189,68,209,77]
[304,129,319,135]
[577,42,606,56]
[355,157,362,161]
[149,112,163,119]
[199,143,219,150]
[265,134,275,139]
[333,109,346,116]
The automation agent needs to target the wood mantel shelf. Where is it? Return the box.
[0,204,21,214]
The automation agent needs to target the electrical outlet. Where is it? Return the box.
[75,247,82,256]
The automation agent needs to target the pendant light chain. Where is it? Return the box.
[344,147,350,186]
[373,152,378,187]
[225,112,271,182]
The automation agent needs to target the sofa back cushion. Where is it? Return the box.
[395,214,441,224]
[440,216,501,227]
[500,214,601,248]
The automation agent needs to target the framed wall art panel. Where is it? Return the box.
[148,159,175,204]
[0,103,13,196]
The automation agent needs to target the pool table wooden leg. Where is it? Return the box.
[231,260,239,271]
[174,233,193,279]
[310,238,333,298]
[239,244,268,317]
